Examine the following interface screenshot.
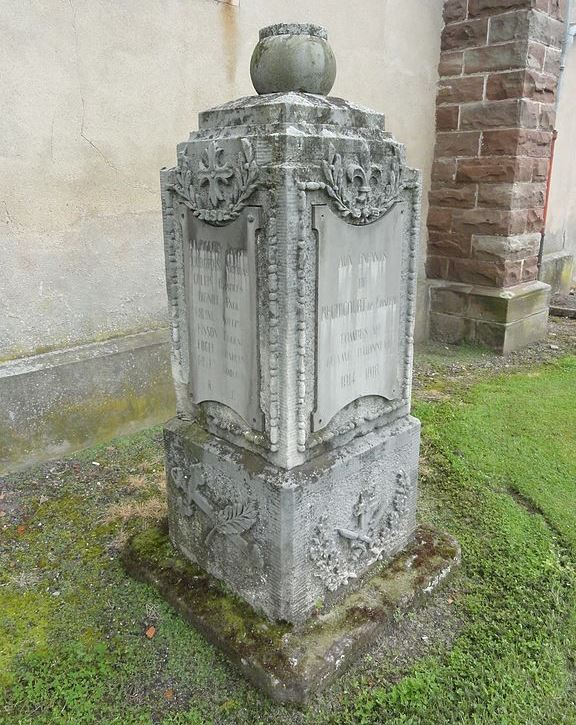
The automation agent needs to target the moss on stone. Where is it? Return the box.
[1,375,174,474]
[121,522,459,704]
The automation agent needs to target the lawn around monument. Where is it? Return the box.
[1,347,575,723]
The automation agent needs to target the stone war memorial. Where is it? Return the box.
[124,23,460,704]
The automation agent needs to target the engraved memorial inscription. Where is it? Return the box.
[313,204,405,430]
[183,207,262,429]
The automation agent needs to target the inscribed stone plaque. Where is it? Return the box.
[184,207,262,429]
[312,204,405,431]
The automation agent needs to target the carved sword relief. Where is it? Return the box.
[309,470,411,591]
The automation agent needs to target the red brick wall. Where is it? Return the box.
[427,0,565,287]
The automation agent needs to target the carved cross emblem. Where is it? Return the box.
[197,143,234,206]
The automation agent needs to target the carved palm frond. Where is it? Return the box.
[204,500,258,545]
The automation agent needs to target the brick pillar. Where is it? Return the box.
[427,0,565,353]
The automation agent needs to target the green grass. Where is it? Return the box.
[1,357,575,723]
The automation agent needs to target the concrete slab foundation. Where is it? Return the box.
[122,521,460,705]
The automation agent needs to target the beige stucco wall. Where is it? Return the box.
[544,11,576,283]
[0,0,443,362]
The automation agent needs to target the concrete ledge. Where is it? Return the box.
[122,522,460,705]
[0,329,175,474]
[539,250,574,295]
[429,280,550,353]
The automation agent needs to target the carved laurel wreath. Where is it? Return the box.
[302,142,403,224]
[170,139,260,224]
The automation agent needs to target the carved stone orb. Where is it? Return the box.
[250,23,337,95]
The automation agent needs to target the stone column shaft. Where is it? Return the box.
[427,0,566,351]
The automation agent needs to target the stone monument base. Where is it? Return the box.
[164,416,421,624]
[122,522,460,705]
[429,279,551,353]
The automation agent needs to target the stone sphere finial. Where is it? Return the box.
[250,23,337,96]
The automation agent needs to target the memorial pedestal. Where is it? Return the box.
[126,22,459,699]
[165,415,420,624]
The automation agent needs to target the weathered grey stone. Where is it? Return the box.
[165,416,420,623]
[158,24,425,632]
[123,522,460,705]
[429,279,551,352]
[539,250,574,294]
[250,23,336,95]
[471,233,541,261]
[0,330,175,474]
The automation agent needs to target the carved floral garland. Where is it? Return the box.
[170,139,260,224]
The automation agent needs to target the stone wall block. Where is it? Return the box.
[549,0,567,20]
[522,255,540,280]
[448,257,522,286]
[527,41,547,70]
[432,158,458,182]
[439,50,465,77]
[460,99,539,129]
[437,105,460,131]
[435,131,482,157]
[438,76,485,104]
[429,181,478,208]
[426,256,450,279]
[538,103,556,129]
[464,42,529,73]
[532,157,549,181]
[525,206,545,232]
[442,18,489,50]
[429,287,470,315]
[488,9,531,43]
[456,156,533,182]
[477,182,546,208]
[489,10,564,47]
[444,0,470,24]
[468,0,537,17]
[428,206,454,233]
[543,45,562,74]
[528,11,564,46]
[429,311,474,343]
[471,232,541,259]
[486,69,557,101]
[486,70,526,99]
[481,128,552,156]
[428,230,474,257]
[452,207,530,236]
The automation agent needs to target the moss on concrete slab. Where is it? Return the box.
[122,522,459,705]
